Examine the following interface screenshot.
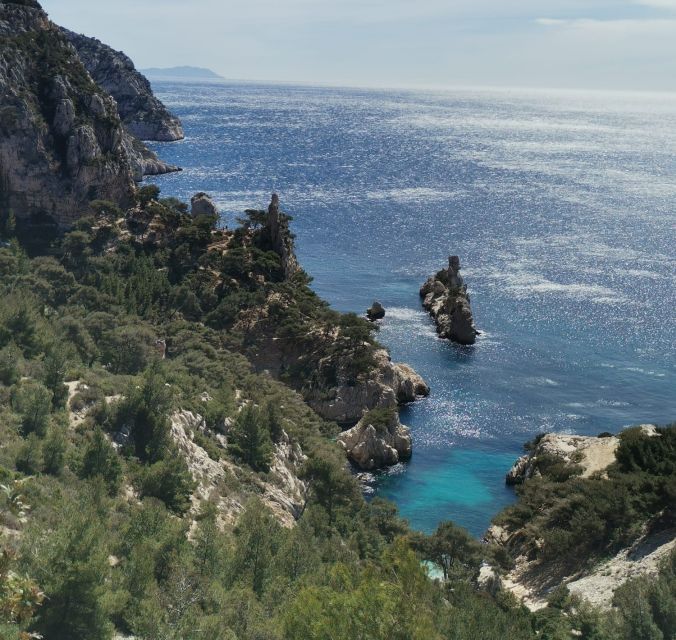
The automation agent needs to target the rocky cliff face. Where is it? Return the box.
[337,408,412,470]
[63,28,184,142]
[0,1,182,227]
[420,256,478,345]
[0,1,137,227]
[171,410,307,528]
[305,348,429,426]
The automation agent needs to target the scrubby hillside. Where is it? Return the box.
[0,184,673,639]
[0,188,530,639]
[488,426,676,623]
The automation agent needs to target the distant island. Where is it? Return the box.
[140,65,224,80]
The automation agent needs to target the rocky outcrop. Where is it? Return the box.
[171,410,307,528]
[390,360,430,403]
[62,28,184,142]
[337,408,412,470]
[366,301,385,321]
[191,192,219,218]
[306,348,429,426]
[0,1,137,226]
[505,432,621,485]
[420,256,478,345]
[489,424,669,611]
[266,194,299,278]
[122,134,180,179]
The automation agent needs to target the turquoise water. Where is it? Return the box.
[147,83,676,536]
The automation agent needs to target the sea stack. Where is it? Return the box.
[420,255,478,345]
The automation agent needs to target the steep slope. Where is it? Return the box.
[487,425,676,610]
[63,28,184,142]
[0,0,137,227]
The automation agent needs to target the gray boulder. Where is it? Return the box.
[366,301,386,321]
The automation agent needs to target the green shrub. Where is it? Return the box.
[11,381,52,437]
[361,406,396,433]
[79,428,122,495]
[136,452,195,514]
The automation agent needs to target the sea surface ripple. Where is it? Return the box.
[148,83,676,535]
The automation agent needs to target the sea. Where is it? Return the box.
[147,82,676,536]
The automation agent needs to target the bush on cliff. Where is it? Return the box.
[495,424,676,568]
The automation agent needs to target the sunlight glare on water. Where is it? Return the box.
[148,83,676,535]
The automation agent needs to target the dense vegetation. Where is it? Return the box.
[496,426,676,568]
[0,190,673,639]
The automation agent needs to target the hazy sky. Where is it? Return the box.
[41,0,676,91]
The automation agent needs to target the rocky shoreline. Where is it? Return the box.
[420,255,478,345]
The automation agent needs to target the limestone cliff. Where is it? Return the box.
[337,407,412,470]
[0,0,137,226]
[305,348,429,426]
[62,28,184,142]
[420,255,478,345]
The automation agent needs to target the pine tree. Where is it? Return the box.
[228,405,273,472]
[79,428,122,495]
[11,381,52,436]
[30,488,113,640]
[265,401,284,443]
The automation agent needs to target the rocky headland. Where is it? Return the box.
[505,431,621,485]
[420,255,478,345]
[0,0,182,228]
[62,28,184,143]
[82,190,428,472]
[486,425,675,611]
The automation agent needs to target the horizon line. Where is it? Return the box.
[145,73,676,98]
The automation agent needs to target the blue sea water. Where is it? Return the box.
[147,82,676,536]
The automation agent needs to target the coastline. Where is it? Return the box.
[144,80,676,537]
